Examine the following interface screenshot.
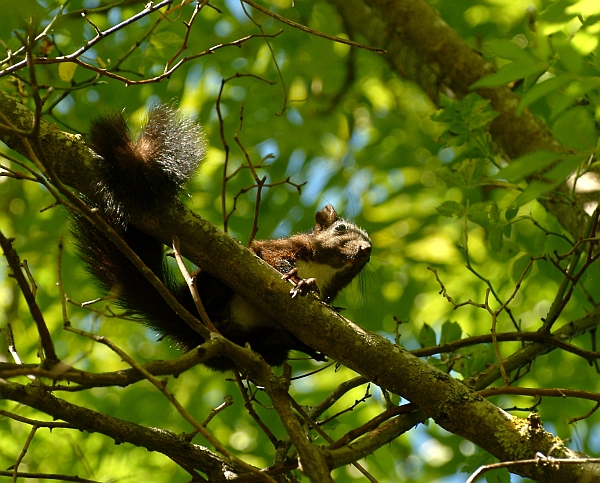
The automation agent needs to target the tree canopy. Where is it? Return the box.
[2,0,600,482]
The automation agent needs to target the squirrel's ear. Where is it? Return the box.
[314,204,338,229]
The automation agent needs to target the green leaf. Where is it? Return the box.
[510,180,555,208]
[436,167,462,186]
[321,416,341,430]
[469,345,494,375]
[507,154,585,209]
[468,201,494,227]
[460,93,492,116]
[463,449,510,483]
[549,77,600,119]
[485,468,511,483]
[553,107,597,150]
[433,94,498,140]
[471,61,548,89]
[436,200,464,218]
[517,74,572,115]
[490,202,500,223]
[487,225,503,252]
[440,321,462,345]
[455,345,493,379]
[545,153,587,182]
[419,323,437,348]
[58,62,77,82]
[505,206,519,220]
[497,240,520,261]
[486,39,537,62]
[538,0,580,24]
[459,158,486,187]
[511,254,533,284]
[463,449,497,474]
[494,151,564,182]
[467,109,500,131]
[555,41,583,74]
[146,31,184,61]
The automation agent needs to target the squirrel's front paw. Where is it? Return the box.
[290,277,319,298]
[283,268,320,298]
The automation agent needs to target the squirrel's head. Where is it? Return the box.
[308,205,372,301]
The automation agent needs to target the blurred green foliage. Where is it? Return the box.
[2,0,600,482]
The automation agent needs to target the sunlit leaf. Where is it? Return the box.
[494,151,564,182]
[471,61,548,88]
[58,62,77,82]
[538,0,580,24]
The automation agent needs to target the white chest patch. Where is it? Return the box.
[296,260,345,291]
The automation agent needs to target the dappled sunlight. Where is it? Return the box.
[405,235,461,264]
[463,0,535,29]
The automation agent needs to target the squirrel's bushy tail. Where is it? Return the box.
[89,105,205,218]
[72,105,209,352]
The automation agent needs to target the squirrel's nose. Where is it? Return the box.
[358,242,372,258]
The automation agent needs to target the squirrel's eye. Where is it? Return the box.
[335,223,347,233]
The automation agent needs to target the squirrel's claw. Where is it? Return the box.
[290,277,319,298]
[283,268,320,298]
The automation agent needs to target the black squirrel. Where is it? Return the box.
[72,104,372,371]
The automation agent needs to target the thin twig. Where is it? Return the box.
[0,231,58,364]
[241,0,385,54]
[172,236,218,333]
